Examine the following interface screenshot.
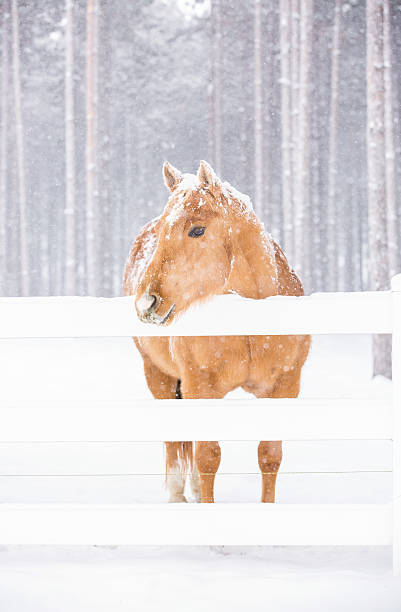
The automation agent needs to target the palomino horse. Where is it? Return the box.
[123,160,310,503]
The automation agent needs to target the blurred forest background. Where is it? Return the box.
[0,0,400,300]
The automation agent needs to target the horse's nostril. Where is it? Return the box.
[136,292,158,317]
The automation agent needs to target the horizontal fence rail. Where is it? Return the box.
[0,398,392,442]
[0,290,394,337]
[0,503,391,546]
[0,440,390,476]
[0,275,400,573]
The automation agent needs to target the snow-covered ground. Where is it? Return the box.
[0,332,400,610]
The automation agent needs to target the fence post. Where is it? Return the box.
[392,274,401,575]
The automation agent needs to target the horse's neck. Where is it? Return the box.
[224,220,278,299]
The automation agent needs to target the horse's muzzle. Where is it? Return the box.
[136,292,175,325]
[136,292,157,316]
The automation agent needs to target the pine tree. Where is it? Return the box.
[11,0,29,295]
[64,0,76,295]
[289,0,299,262]
[253,0,263,219]
[210,0,222,175]
[0,4,9,295]
[327,0,342,291]
[279,0,293,260]
[366,0,390,377]
[295,0,313,291]
[98,0,113,297]
[262,1,275,232]
[383,0,398,279]
[85,0,98,295]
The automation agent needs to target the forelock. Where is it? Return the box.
[163,173,254,229]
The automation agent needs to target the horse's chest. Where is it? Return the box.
[137,337,180,379]
[138,335,300,392]
[171,336,250,379]
[138,335,249,381]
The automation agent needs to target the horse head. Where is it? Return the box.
[135,160,278,324]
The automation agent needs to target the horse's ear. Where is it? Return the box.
[163,161,183,192]
[197,160,221,193]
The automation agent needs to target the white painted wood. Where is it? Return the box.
[0,440,391,475]
[392,273,401,292]
[0,285,397,556]
[392,274,401,574]
[0,398,392,442]
[0,290,393,338]
[0,503,391,546]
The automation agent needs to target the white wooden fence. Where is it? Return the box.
[0,275,400,574]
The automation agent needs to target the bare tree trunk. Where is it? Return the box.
[64,0,76,295]
[327,0,342,291]
[263,1,274,232]
[350,174,362,289]
[93,0,99,288]
[295,0,313,291]
[311,86,321,292]
[279,0,293,259]
[99,1,112,297]
[232,8,247,192]
[254,0,263,219]
[207,12,214,168]
[211,0,222,174]
[289,0,299,262]
[0,5,9,295]
[85,0,98,295]
[122,109,130,289]
[11,0,29,295]
[366,0,390,378]
[40,177,50,295]
[383,0,398,279]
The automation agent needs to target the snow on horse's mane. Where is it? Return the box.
[166,173,254,226]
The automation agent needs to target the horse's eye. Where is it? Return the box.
[188,226,206,238]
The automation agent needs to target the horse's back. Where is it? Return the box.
[272,240,304,297]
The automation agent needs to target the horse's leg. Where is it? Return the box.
[195,441,221,503]
[165,441,189,503]
[180,372,224,503]
[257,441,283,503]
[190,464,201,502]
[256,368,301,503]
[140,350,188,502]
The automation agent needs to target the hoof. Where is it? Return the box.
[168,494,188,503]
